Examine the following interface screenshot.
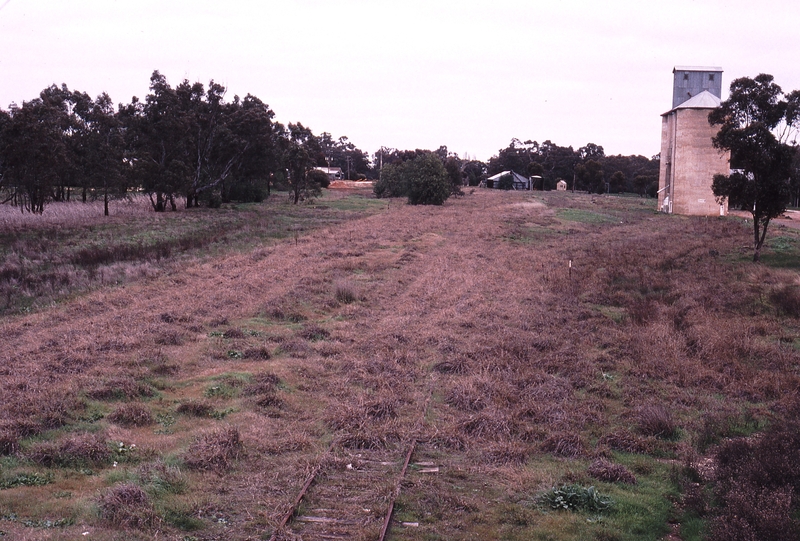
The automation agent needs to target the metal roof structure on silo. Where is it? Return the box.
[662,90,721,115]
[671,66,723,109]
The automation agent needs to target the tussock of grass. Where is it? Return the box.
[97,482,158,529]
[107,403,155,427]
[27,432,111,468]
[183,426,243,473]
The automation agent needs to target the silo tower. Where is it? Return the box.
[658,66,730,216]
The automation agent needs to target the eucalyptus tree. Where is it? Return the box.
[709,74,800,262]
[0,85,73,213]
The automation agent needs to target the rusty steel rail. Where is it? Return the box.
[378,438,417,541]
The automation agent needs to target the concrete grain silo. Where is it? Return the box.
[657,66,730,216]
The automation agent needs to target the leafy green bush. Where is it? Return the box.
[373,152,451,205]
[539,484,614,513]
[307,168,330,189]
[406,152,451,205]
[373,162,408,198]
[497,173,514,190]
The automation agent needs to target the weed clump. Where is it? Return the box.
[28,432,111,467]
[299,324,330,341]
[86,377,153,401]
[0,431,19,456]
[136,460,187,495]
[335,284,357,305]
[183,426,243,473]
[769,284,800,317]
[707,416,800,541]
[541,431,585,458]
[0,471,52,489]
[598,429,655,454]
[243,347,271,360]
[97,483,158,529]
[636,404,679,440]
[177,400,215,418]
[241,372,281,396]
[587,459,637,484]
[222,328,245,339]
[539,484,614,512]
[107,403,154,427]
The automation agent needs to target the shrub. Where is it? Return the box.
[587,459,637,484]
[373,152,451,205]
[86,377,153,401]
[97,483,157,529]
[107,403,154,427]
[183,426,243,473]
[307,168,330,189]
[373,162,409,198]
[406,152,451,205]
[539,484,614,513]
[496,173,514,190]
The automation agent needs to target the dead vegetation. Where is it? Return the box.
[0,189,799,539]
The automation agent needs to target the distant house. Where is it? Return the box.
[315,167,344,181]
[484,170,530,190]
[556,179,568,191]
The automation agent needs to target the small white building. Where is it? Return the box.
[315,167,344,181]
[556,179,568,191]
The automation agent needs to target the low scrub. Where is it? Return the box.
[539,484,614,513]
[587,459,637,485]
[97,482,158,529]
[183,426,243,473]
[707,415,800,540]
[28,432,111,468]
[107,403,155,427]
[636,404,680,440]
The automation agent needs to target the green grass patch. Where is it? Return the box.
[557,208,619,224]
[0,472,53,489]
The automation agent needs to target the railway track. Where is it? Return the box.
[270,390,434,540]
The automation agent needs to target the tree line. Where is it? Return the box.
[484,139,661,195]
[3,69,727,216]
[0,71,374,214]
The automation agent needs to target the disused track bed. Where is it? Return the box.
[271,388,434,540]
[269,441,420,540]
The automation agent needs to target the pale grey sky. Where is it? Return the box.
[1,0,798,161]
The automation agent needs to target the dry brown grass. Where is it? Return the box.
[1,189,799,538]
[183,426,243,473]
[27,432,111,467]
[107,403,155,427]
[97,482,158,529]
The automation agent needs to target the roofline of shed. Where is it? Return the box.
[673,66,723,72]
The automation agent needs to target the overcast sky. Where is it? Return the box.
[1,0,798,162]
